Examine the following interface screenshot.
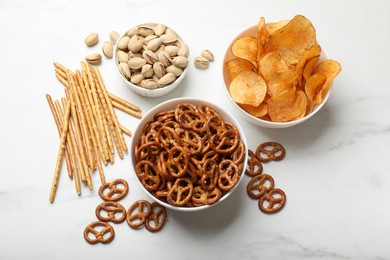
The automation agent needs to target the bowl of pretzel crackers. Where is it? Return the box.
[130,97,248,212]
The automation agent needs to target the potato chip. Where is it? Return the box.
[229,70,267,106]
[304,74,326,108]
[313,60,342,104]
[296,43,321,85]
[226,58,256,80]
[264,20,289,37]
[240,103,268,118]
[258,51,290,82]
[232,36,258,67]
[303,55,320,82]
[267,89,308,122]
[268,71,298,96]
[264,15,317,65]
[257,17,266,60]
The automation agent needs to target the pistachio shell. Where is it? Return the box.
[143,35,158,44]
[142,50,158,64]
[194,56,209,69]
[154,24,166,36]
[201,49,214,61]
[109,31,119,44]
[126,27,139,37]
[157,51,172,67]
[153,62,166,78]
[128,57,146,70]
[130,72,144,84]
[160,33,178,44]
[117,50,129,63]
[118,36,130,50]
[166,65,183,77]
[102,41,113,58]
[119,62,131,79]
[164,45,179,57]
[146,38,162,51]
[177,43,189,57]
[85,33,99,47]
[172,56,189,68]
[85,53,102,65]
[141,79,159,89]
[158,72,176,86]
[138,26,154,37]
[141,64,154,78]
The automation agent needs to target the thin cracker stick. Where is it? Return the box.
[107,92,141,112]
[93,66,128,153]
[65,88,91,188]
[49,101,71,203]
[67,71,94,169]
[119,124,132,137]
[55,68,67,80]
[58,98,81,195]
[111,99,142,119]
[55,72,69,88]
[76,70,107,166]
[46,94,72,179]
[82,62,113,162]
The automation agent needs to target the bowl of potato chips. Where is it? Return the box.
[223,15,341,128]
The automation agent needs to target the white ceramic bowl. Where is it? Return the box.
[130,97,248,212]
[114,23,189,98]
[223,25,331,128]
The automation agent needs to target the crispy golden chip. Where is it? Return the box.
[232,36,258,67]
[240,103,268,118]
[304,74,326,109]
[267,89,308,122]
[303,55,320,82]
[258,51,290,82]
[226,58,256,80]
[257,17,266,60]
[264,15,317,65]
[268,71,299,96]
[264,20,289,37]
[313,60,342,104]
[229,70,267,106]
[296,43,321,85]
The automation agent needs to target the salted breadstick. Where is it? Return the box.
[55,72,69,88]
[119,124,132,137]
[91,66,124,159]
[49,101,71,203]
[111,99,142,119]
[107,92,141,112]
[57,99,81,195]
[82,62,113,162]
[67,71,94,170]
[93,66,128,154]
[53,62,68,74]
[46,94,72,179]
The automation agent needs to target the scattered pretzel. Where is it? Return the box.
[145,202,167,233]
[126,200,152,229]
[98,179,129,201]
[246,174,274,199]
[95,201,126,224]
[255,142,286,162]
[258,188,286,214]
[245,150,263,177]
[84,221,115,244]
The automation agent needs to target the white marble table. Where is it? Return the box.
[1,0,389,259]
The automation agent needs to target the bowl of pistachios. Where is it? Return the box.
[114,23,189,98]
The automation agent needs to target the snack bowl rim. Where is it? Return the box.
[222,24,331,128]
[114,22,189,98]
[130,97,248,212]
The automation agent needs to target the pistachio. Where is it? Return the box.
[164,45,179,57]
[118,36,130,50]
[85,53,102,65]
[194,56,209,69]
[128,57,146,70]
[166,65,183,77]
[129,36,144,53]
[141,79,159,89]
[154,24,166,36]
[117,50,129,63]
[157,51,172,67]
[172,56,189,68]
[142,50,158,64]
[153,62,166,78]
[130,72,144,84]
[143,35,158,44]
[141,64,154,78]
[85,33,99,47]
[146,38,162,51]
[138,25,154,37]
[126,27,139,37]
[119,62,131,79]
[158,73,176,86]
[177,43,189,57]
[109,31,119,44]
[102,41,113,58]
[128,51,142,59]
[160,33,178,44]
[201,49,214,61]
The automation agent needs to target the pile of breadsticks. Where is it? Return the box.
[47,61,141,203]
